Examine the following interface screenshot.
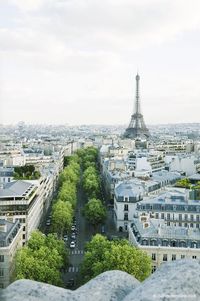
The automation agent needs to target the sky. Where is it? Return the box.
[0,0,200,126]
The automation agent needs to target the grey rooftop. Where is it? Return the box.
[0,180,34,198]
[131,217,200,241]
[115,182,144,198]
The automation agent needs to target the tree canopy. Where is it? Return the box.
[80,234,152,283]
[51,200,73,237]
[13,165,41,180]
[175,178,191,189]
[15,231,68,286]
[84,198,106,226]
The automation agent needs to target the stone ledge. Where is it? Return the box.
[1,260,200,301]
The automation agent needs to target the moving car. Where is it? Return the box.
[70,241,76,248]
[71,232,76,240]
[66,278,74,288]
[46,219,51,226]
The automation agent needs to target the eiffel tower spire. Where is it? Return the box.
[124,74,150,139]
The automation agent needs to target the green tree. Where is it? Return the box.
[15,231,67,286]
[84,199,106,227]
[58,182,77,208]
[80,234,152,283]
[175,178,191,188]
[51,200,73,237]
[13,165,41,180]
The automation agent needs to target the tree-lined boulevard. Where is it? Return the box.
[15,147,152,288]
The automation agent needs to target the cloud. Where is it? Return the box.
[9,0,47,11]
[0,0,200,124]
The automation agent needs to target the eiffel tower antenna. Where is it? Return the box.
[124,74,150,139]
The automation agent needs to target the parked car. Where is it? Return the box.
[101,225,105,234]
[71,225,76,231]
[70,241,76,248]
[63,235,68,242]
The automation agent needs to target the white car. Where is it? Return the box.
[70,241,76,248]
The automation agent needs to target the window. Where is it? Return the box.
[124,213,128,221]
[172,254,176,261]
[190,215,194,221]
[196,215,199,222]
[179,214,182,221]
[190,223,193,228]
[179,222,182,227]
[163,254,167,261]
[0,255,4,262]
[124,197,129,202]
[23,234,26,240]
[191,242,197,248]
[161,213,164,219]
[181,255,185,259]
[0,269,4,277]
[167,221,170,226]
[124,204,128,211]
[192,256,197,259]
[142,240,148,246]
[171,241,176,247]
[184,223,188,228]
[152,253,156,261]
[184,214,188,221]
[155,213,159,219]
[167,213,170,220]
[152,266,156,273]
[196,224,199,229]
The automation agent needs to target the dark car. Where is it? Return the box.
[66,278,74,288]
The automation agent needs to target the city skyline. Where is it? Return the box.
[1,1,200,125]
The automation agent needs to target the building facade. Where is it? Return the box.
[0,219,23,288]
[128,215,200,272]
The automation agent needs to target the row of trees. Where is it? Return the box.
[78,148,152,284]
[51,155,80,238]
[77,147,106,229]
[15,154,81,286]
[80,234,152,283]
[15,231,67,286]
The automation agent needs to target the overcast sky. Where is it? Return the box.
[0,0,200,125]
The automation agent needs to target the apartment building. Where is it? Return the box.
[136,189,200,229]
[128,215,200,272]
[0,219,23,288]
[0,176,55,244]
[114,181,144,231]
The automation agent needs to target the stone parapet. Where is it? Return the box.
[1,260,200,301]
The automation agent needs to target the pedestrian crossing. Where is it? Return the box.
[70,249,84,255]
[68,266,79,273]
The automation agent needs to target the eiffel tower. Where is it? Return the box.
[124,74,150,139]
